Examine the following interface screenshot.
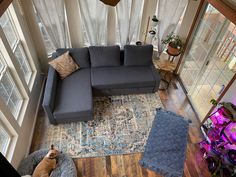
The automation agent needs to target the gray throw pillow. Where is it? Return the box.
[56,48,90,68]
[89,45,120,67]
[124,45,153,66]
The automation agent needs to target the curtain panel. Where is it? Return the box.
[116,0,144,47]
[78,0,108,46]
[33,0,69,49]
[156,0,188,56]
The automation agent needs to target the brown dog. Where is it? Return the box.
[32,145,59,177]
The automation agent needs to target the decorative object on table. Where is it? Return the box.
[200,102,236,176]
[99,0,120,6]
[18,149,77,177]
[31,93,163,158]
[154,59,177,90]
[32,145,59,177]
[144,15,159,44]
[139,108,189,177]
[0,152,21,177]
[162,32,183,56]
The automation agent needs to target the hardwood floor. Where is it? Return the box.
[32,78,211,177]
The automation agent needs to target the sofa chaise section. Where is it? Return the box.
[42,48,93,124]
[53,69,93,123]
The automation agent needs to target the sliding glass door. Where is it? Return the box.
[180,3,236,121]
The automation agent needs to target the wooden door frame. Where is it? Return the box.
[176,0,236,73]
[201,74,236,124]
[0,0,12,17]
[176,0,236,124]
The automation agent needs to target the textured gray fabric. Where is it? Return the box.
[124,45,153,66]
[93,87,154,96]
[56,48,90,68]
[150,65,161,92]
[91,66,155,89]
[53,68,93,123]
[139,108,189,177]
[89,45,120,67]
[42,66,58,124]
[17,149,77,177]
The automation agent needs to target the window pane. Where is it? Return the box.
[0,71,23,119]
[0,83,9,103]
[0,11,17,48]
[0,122,11,156]
[14,44,32,83]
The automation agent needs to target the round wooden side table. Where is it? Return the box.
[154,60,177,90]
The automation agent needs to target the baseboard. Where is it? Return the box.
[26,75,46,155]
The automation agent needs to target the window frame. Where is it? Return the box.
[0,53,24,120]
[0,119,12,156]
[1,9,33,86]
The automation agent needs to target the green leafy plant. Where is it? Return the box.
[161,32,183,49]
[210,99,218,106]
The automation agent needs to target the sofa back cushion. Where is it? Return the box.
[56,48,90,68]
[89,45,120,67]
[124,45,153,66]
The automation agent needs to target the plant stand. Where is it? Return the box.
[154,59,177,90]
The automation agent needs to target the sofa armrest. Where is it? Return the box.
[150,65,161,92]
[42,66,58,124]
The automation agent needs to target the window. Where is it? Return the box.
[0,119,11,156]
[0,53,23,119]
[0,10,32,84]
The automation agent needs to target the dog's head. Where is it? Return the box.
[46,144,59,159]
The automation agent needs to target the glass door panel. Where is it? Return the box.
[180,3,236,121]
[180,4,226,91]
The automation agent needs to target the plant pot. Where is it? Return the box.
[151,15,159,27]
[167,43,181,55]
[147,30,156,43]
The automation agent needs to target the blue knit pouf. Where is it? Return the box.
[139,108,189,177]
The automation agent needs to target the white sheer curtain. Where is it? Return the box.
[157,0,188,56]
[78,0,108,46]
[116,0,144,46]
[33,0,69,49]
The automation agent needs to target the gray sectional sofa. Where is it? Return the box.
[43,45,161,124]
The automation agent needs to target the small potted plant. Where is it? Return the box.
[148,30,156,40]
[162,32,183,55]
[151,15,159,27]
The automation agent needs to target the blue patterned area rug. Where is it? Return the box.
[140,108,189,177]
[32,93,163,158]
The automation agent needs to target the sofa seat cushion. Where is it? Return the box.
[91,66,156,89]
[53,68,92,122]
